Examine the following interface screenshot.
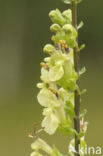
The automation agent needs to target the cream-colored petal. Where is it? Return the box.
[37,88,60,108]
[49,65,64,81]
[42,113,59,135]
[40,68,50,82]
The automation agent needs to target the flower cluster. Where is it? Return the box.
[37,8,78,136]
[30,0,87,156]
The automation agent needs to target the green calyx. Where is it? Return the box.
[43,44,55,54]
[50,24,61,33]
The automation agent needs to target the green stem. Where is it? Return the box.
[72,1,80,156]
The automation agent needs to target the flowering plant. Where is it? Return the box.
[30,0,88,156]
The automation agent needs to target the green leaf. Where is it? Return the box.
[80,109,87,118]
[57,77,77,91]
[65,101,75,117]
[79,44,85,51]
[79,67,86,75]
[59,124,77,137]
[77,21,84,30]
[77,132,85,139]
[80,89,87,95]
[80,138,86,156]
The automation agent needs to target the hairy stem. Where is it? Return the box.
[72,1,80,156]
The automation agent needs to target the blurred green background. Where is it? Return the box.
[0,0,103,155]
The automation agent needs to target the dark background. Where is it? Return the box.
[0,0,103,155]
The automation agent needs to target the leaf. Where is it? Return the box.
[80,89,87,95]
[65,101,75,117]
[80,109,87,118]
[79,67,86,75]
[77,21,84,30]
[80,138,86,156]
[59,124,77,137]
[79,44,85,51]
[77,132,85,139]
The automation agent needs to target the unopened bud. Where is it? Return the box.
[43,44,55,55]
[50,24,61,33]
[63,24,77,37]
[63,24,73,33]
[62,9,72,23]
[49,9,66,26]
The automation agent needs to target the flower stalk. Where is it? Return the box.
[72,0,80,156]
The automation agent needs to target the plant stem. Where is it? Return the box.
[72,1,80,156]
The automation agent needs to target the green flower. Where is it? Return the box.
[51,23,77,48]
[37,88,60,108]
[63,59,72,78]
[51,51,69,65]
[31,138,53,155]
[49,9,66,26]
[59,88,73,102]
[40,67,50,83]
[43,44,55,55]
[62,9,72,23]
[42,108,60,135]
[49,65,64,81]
[50,24,61,33]
[63,24,77,38]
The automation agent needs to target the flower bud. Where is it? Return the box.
[43,44,55,55]
[63,24,77,37]
[50,24,61,33]
[63,24,73,33]
[62,9,72,23]
[49,9,66,26]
